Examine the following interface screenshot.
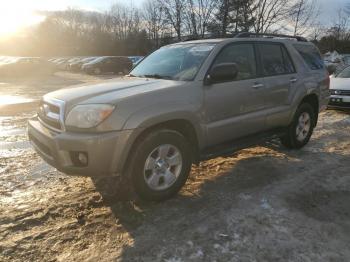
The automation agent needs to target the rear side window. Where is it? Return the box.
[213,43,257,80]
[259,43,296,76]
[294,44,324,70]
[281,47,295,73]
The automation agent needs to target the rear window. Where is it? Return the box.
[294,44,324,70]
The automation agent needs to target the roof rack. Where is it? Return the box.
[233,32,308,42]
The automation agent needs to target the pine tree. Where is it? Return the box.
[209,0,256,37]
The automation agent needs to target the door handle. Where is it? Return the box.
[290,77,297,83]
[252,83,264,89]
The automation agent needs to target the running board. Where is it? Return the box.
[199,129,286,161]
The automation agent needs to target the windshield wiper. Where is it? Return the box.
[142,74,173,80]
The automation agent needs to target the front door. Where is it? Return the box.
[204,42,267,146]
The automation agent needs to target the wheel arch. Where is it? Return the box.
[300,93,319,127]
[289,92,319,127]
[121,118,202,177]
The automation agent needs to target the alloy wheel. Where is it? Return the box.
[143,144,183,191]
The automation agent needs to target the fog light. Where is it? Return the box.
[78,153,88,165]
[70,151,88,167]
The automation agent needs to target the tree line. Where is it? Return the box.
[0,0,350,56]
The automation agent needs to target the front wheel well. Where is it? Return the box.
[124,120,200,174]
[300,94,319,126]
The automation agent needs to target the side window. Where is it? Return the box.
[294,44,324,70]
[213,43,257,81]
[259,43,295,76]
[282,47,296,73]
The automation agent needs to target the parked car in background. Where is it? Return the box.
[29,33,329,201]
[0,57,55,76]
[69,57,97,72]
[62,57,82,71]
[82,56,132,75]
[322,51,350,75]
[329,65,350,109]
[54,58,71,70]
[342,54,350,65]
[128,56,144,67]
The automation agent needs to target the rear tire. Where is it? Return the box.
[129,129,192,201]
[281,103,315,149]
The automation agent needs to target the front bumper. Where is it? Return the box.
[328,95,350,109]
[28,118,134,177]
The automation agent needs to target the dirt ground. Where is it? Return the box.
[0,73,350,262]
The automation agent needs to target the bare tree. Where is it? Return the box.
[109,3,141,40]
[159,0,187,40]
[309,22,325,41]
[289,0,320,36]
[329,8,350,40]
[185,0,217,38]
[143,0,167,47]
[251,0,290,33]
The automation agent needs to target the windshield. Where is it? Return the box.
[130,43,215,81]
[336,66,350,78]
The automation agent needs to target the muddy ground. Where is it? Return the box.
[0,73,350,262]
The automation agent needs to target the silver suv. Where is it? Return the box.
[28,33,330,201]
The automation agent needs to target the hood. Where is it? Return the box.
[330,78,350,90]
[45,77,185,109]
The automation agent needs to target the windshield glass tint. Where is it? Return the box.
[130,43,215,81]
[336,66,350,78]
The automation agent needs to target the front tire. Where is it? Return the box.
[129,129,192,201]
[281,103,315,149]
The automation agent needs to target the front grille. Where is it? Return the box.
[37,98,65,131]
[331,90,350,96]
[39,116,62,130]
[340,90,350,96]
[329,100,350,107]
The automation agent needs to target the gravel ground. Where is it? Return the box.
[0,73,350,262]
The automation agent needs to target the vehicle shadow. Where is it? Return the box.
[92,136,350,260]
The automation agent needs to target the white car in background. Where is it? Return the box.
[329,65,350,109]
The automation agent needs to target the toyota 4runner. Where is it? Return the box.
[28,33,330,201]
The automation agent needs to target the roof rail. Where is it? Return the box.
[233,32,308,42]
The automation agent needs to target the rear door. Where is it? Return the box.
[257,43,298,128]
[204,42,268,146]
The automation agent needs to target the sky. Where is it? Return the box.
[0,0,347,39]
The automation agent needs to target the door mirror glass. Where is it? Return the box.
[209,63,238,83]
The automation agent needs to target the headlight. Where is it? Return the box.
[65,104,115,129]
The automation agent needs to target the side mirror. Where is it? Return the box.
[207,63,238,84]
